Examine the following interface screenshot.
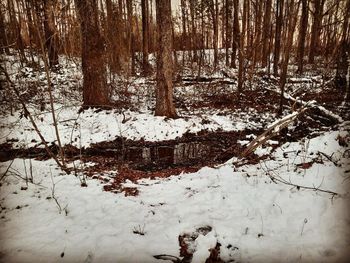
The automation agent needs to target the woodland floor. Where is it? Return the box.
[0,52,350,262]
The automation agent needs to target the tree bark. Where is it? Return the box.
[253,0,263,67]
[155,0,177,118]
[126,0,135,75]
[297,0,309,74]
[231,0,239,68]
[189,0,197,62]
[75,0,109,107]
[261,0,272,68]
[273,0,284,76]
[238,0,247,94]
[0,7,10,54]
[279,0,300,114]
[141,0,151,75]
[43,0,59,68]
[225,0,232,66]
[308,0,325,64]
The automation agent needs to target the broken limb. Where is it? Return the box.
[264,86,343,123]
[240,107,308,158]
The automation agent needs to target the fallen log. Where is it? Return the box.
[240,107,308,158]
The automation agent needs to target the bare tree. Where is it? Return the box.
[262,0,272,68]
[0,6,10,54]
[238,0,247,94]
[309,0,325,64]
[297,0,309,74]
[43,0,59,68]
[141,0,152,75]
[75,0,109,107]
[155,0,177,118]
[273,0,284,76]
[279,0,300,114]
[231,0,239,68]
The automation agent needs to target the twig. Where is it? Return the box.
[318,151,339,166]
[50,170,63,213]
[0,159,15,181]
[268,174,339,196]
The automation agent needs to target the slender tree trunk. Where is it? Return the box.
[238,0,247,94]
[189,0,197,62]
[23,0,35,63]
[335,0,350,91]
[8,0,26,63]
[253,0,263,67]
[297,0,309,74]
[225,0,231,66]
[126,0,135,75]
[262,0,272,68]
[180,0,187,66]
[209,0,219,68]
[273,0,284,76]
[308,0,325,64]
[155,0,177,118]
[214,0,219,68]
[43,0,59,68]
[141,0,151,75]
[246,0,253,60]
[75,0,109,107]
[279,0,299,114]
[0,7,10,54]
[231,0,239,68]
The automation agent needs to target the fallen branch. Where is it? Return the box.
[240,107,308,158]
[0,159,14,181]
[264,86,343,123]
[268,173,339,196]
[318,151,339,166]
[153,254,181,263]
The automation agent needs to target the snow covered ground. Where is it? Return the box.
[1,52,350,262]
[1,127,349,263]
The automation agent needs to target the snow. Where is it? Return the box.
[0,106,266,149]
[192,231,217,263]
[1,51,350,263]
[1,130,349,262]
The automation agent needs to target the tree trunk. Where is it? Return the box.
[297,0,308,74]
[43,0,59,68]
[279,0,299,114]
[75,0,109,107]
[208,0,219,68]
[261,0,272,68]
[126,0,135,75]
[253,0,263,67]
[273,0,284,76]
[141,0,151,75]
[189,0,197,62]
[308,0,325,64]
[8,0,26,63]
[238,0,247,94]
[225,0,231,66]
[231,0,239,68]
[0,7,10,54]
[155,0,177,118]
[180,0,187,66]
[335,0,350,90]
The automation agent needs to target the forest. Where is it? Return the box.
[0,0,349,262]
